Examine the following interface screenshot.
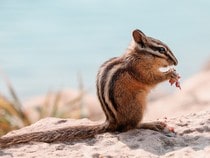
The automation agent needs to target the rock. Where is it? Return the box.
[0,110,210,158]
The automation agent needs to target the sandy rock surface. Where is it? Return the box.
[0,110,210,158]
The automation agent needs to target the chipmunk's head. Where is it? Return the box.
[132,29,178,73]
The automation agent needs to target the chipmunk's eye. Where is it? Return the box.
[158,47,166,53]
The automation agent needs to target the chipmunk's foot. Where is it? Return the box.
[138,121,167,131]
[138,121,176,136]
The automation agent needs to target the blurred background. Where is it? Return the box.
[1,0,210,135]
[0,0,210,100]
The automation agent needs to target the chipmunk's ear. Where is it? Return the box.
[132,29,147,46]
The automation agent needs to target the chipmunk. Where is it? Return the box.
[0,29,180,148]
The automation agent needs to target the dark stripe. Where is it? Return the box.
[150,38,178,65]
[108,68,126,111]
[96,57,120,122]
[149,45,163,52]
[96,80,108,118]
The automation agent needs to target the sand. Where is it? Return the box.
[0,110,210,158]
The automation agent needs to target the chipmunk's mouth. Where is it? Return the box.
[159,65,175,73]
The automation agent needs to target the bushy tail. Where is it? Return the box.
[0,122,108,148]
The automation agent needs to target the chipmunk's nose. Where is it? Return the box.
[173,57,178,66]
[167,51,178,66]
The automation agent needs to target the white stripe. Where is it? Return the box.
[97,59,117,120]
[103,63,122,117]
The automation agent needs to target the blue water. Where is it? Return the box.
[0,0,210,99]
